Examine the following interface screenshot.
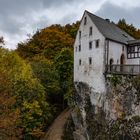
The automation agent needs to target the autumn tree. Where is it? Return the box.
[0,48,53,139]
[16,23,78,110]
[0,48,22,140]
[0,36,4,44]
[17,27,74,60]
[117,19,140,39]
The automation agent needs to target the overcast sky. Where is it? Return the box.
[0,0,140,49]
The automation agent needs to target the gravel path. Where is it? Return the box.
[41,108,71,140]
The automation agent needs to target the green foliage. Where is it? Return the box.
[107,75,122,86]
[132,115,140,123]
[15,22,77,138]
[54,48,74,101]
[132,74,140,91]
[132,75,140,102]
[0,48,53,139]
[30,56,60,95]
[0,48,22,139]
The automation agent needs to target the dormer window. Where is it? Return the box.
[84,17,87,25]
[89,27,92,36]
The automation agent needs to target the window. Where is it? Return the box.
[95,39,99,48]
[89,27,92,36]
[122,46,125,51]
[75,46,77,52]
[89,57,92,65]
[128,47,135,53]
[109,58,114,71]
[131,47,135,52]
[79,31,81,39]
[79,45,81,52]
[79,59,81,65]
[84,17,87,25]
[89,41,92,50]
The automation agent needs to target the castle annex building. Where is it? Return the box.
[74,10,140,93]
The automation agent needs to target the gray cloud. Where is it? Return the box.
[96,2,140,28]
[0,0,83,49]
[42,0,78,7]
[0,0,140,49]
[0,0,81,34]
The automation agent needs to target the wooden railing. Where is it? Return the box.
[106,64,140,75]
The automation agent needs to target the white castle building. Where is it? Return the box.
[74,10,140,93]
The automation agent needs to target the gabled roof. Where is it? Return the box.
[86,11,134,44]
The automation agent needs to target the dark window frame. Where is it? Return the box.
[79,45,81,52]
[79,31,81,39]
[89,57,92,65]
[89,41,92,50]
[79,59,81,65]
[84,17,87,25]
[89,26,92,36]
[95,39,99,48]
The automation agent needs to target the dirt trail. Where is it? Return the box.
[41,108,71,140]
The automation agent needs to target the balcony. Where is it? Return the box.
[106,65,140,75]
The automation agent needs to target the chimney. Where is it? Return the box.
[105,19,110,22]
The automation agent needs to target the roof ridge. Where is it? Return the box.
[86,10,122,30]
[85,10,106,22]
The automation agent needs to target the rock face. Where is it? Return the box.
[72,75,140,140]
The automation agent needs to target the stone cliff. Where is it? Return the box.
[71,75,140,140]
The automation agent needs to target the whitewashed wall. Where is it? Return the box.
[74,11,106,93]
[108,41,127,64]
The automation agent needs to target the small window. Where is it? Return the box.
[122,46,125,51]
[128,47,135,53]
[95,39,99,48]
[79,59,81,65]
[84,17,87,25]
[89,42,92,50]
[75,46,77,52]
[79,31,81,39]
[89,57,92,65]
[79,45,81,52]
[109,58,114,71]
[89,27,92,36]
